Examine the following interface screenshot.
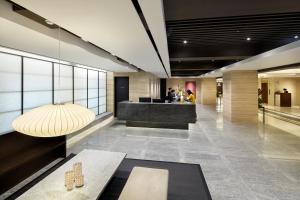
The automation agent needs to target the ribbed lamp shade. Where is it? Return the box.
[12,104,95,137]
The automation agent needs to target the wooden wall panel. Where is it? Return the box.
[223,71,258,123]
[114,71,160,103]
[200,78,217,105]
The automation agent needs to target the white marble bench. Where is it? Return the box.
[118,167,169,200]
[17,149,126,200]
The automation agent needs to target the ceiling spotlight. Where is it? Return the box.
[246,37,251,41]
[45,19,54,25]
[183,40,188,44]
[294,35,299,39]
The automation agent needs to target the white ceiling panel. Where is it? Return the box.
[201,41,300,78]
[11,0,168,77]
[258,68,300,78]
[138,0,171,77]
[0,0,135,72]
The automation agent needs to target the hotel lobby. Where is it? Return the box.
[1,0,300,200]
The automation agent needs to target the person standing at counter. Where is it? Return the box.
[186,90,196,104]
[171,89,176,102]
[167,88,172,102]
[167,88,176,103]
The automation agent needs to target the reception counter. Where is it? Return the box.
[117,101,196,129]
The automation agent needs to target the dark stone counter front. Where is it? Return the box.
[117,101,196,129]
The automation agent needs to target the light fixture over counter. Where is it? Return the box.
[12,104,95,137]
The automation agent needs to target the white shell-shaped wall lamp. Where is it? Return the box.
[12,104,95,137]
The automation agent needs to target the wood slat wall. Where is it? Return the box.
[223,71,258,122]
[200,78,217,105]
[114,72,160,103]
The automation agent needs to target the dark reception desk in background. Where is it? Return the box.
[117,101,197,129]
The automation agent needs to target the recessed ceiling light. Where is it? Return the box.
[183,40,188,44]
[246,37,251,41]
[294,35,299,39]
[45,19,54,25]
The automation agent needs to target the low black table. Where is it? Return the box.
[5,155,211,200]
[101,158,211,200]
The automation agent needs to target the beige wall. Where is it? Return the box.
[166,78,201,103]
[114,71,160,102]
[258,77,300,107]
[223,71,258,123]
[106,71,160,114]
[200,78,217,104]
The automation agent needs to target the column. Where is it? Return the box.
[200,78,217,105]
[223,70,258,123]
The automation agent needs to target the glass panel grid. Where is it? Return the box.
[0,48,107,135]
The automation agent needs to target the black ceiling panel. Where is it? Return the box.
[170,60,236,76]
[164,0,300,76]
[164,0,300,21]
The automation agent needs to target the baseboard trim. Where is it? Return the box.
[126,121,189,130]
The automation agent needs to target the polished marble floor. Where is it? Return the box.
[69,105,300,200]
[264,105,300,118]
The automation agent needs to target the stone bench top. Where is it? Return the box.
[118,167,169,200]
[17,149,126,200]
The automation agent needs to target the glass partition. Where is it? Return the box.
[88,70,99,114]
[23,57,52,112]
[0,47,107,135]
[54,63,73,104]
[99,72,107,114]
[0,52,22,134]
[74,67,88,107]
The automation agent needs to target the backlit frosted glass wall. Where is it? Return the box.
[0,47,107,135]
[74,67,88,107]
[88,70,99,115]
[99,72,106,114]
[0,53,21,134]
[23,58,52,112]
[54,63,73,104]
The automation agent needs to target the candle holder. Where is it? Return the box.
[73,162,82,176]
[65,170,74,191]
[65,162,84,191]
[75,175,84,187]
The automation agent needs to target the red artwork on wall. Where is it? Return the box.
[185,81,196,98]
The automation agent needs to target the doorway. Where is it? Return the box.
[216,78,223,107]
[114,77,129,117]
[261,82,268,104]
